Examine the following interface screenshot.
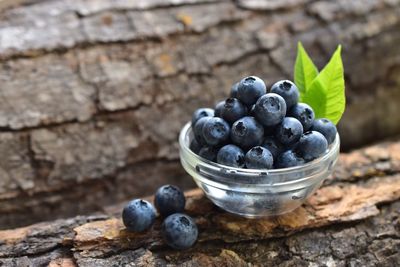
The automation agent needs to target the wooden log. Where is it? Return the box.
[0,0,400,229]
[0,140,399,266]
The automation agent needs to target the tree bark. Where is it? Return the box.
[0,0,400,228]
[1,140,400,266]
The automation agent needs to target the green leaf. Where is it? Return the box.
[294,42,318,100]
[302,45,345,125]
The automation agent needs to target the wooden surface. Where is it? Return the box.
[1,140,399,266]
[0,0,400,230]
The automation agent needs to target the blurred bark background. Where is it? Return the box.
[0,0,399,229]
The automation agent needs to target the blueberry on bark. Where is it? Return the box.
[162,213,198,250]
[155,185,186,217]
[122,199,156,232]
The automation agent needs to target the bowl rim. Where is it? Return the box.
[179,121,340,176]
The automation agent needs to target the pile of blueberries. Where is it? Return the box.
[190,76,337,168]
[122,185,198,250]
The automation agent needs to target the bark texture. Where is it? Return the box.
[1,140,400,266]
[0,0,400,228]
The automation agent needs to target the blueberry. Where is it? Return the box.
[217,144,245,167]
[202,117,230,147]
[289,103,315,131]
[198,146,218,162]
[189,139,201,154]
[270,80,299,109]
[214,101,225,118]
[311,118,337,145]
[262,136,284,159]
[230,82,239,98]
[245,146,274,169]
[162,213,198,250]
[296,131,328,162]
[219,98,247,124]
[254,93,287,127]
[155,185,186,217]
[122,199,156,232]
[275,117,303,145]
[237,76,266,106]
[231,116,264,151]
[191,108,214,127]
[276,150,305,168]
[193,117,210,145]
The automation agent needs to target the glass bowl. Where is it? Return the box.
[179,122,340,218]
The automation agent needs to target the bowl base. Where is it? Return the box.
[211,198,300,219]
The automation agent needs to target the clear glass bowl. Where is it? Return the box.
[179,122,340,218]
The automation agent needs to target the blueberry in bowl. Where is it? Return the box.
[270,80,299,109]
[179,75,341,218]
[179,121,339,217]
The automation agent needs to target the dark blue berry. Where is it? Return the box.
[245,146,274,169]
[217,144,245,167]
[262,136,284,159]
[230,82,239,98]
[275,117,303,145]
[202,117,230,147]
[231,116,264,151]
[220,98,247,124]
[193,117,210,145]
[276,150,305,168]
[198,146,218,162]
[155,185,186,217]
[311,118,337,145]
[191,108,214,127]
[296,131,328,162]
[214,101,225,118]
[189,139,201,154]
[122,199,156,232]
[237,76,266,106]
[162,213,198,250]
[254,93,287,127]
[289,103,315,131]
[270,80,299,109]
